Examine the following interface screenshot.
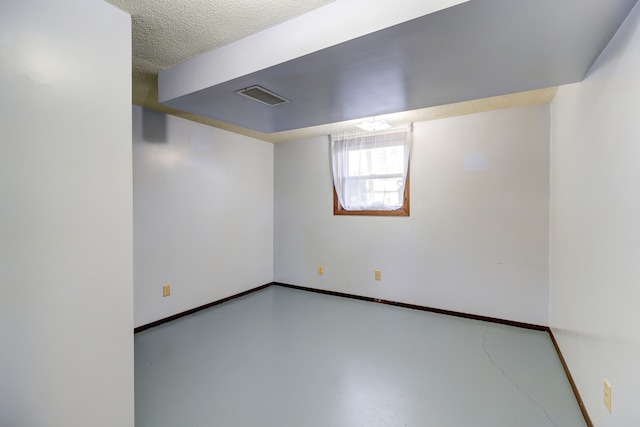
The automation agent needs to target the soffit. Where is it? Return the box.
[108,0,637,142]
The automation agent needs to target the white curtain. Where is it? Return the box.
[331,123,412,211]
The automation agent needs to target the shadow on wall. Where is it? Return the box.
[142,108,167,143]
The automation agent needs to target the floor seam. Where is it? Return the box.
[482,326,559,427]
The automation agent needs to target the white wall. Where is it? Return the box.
[550,3,640,425]
[275,105,550,325]
[0,1,133,426]
[133,107,274,327]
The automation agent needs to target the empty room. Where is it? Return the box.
[2,0,640,426]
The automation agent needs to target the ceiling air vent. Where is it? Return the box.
[235,85,290,106]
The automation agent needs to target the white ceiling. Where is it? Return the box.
[107,0,637,142]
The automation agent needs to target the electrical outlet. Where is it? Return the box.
[163,284,171,297]
[317,265,324,275]
[604,379,612,413]
[375,270,382,281]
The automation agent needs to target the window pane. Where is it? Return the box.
[344,177,404,209]
[331,123,412,215]
[347,146,404,177]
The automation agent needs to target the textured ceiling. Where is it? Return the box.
[105,0,344,142]
[106,0,336,76]
[106,0,633,142]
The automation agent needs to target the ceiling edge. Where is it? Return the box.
[134,73,557,144]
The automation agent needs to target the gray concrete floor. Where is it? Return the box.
[135,286,585,427]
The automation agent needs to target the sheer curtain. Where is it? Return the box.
[331,123,412,211]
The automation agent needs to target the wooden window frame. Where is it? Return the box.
[333,167,410,216]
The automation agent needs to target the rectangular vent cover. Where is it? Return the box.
[235,85,290,106]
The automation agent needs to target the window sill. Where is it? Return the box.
[333,179,410,216]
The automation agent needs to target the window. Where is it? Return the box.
[331,124,412,216]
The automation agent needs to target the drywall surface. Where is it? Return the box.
[0,1,134,426]
[275,105,550,325]
[133,107,274,327]
[159,0,469,101]
[550,3,640,425]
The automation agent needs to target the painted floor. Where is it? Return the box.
[135,286,586,427]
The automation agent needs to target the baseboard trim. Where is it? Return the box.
[134,281,548,333]
[273,282,547,331]
[134,283,273,334]
[547,329,594,427]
